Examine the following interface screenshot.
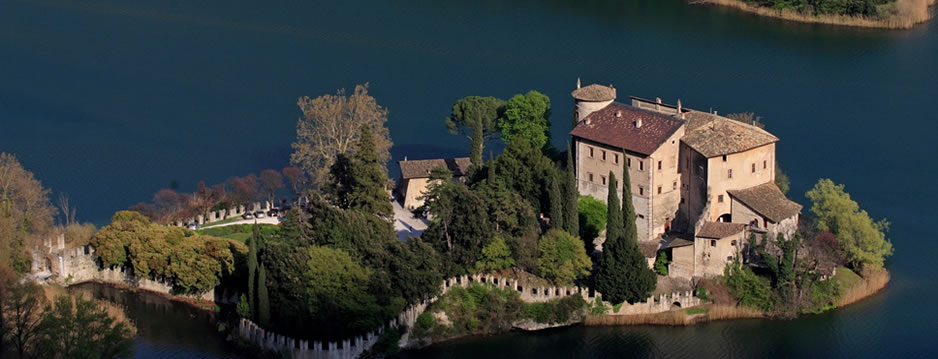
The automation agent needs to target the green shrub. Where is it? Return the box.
[802,279,841,314]
[521,295,586,324]
[588,296,609,315]
[724,261,775,312]
[696,287,711,302]
[578,196,607,246]
[685,307,707,315]
[654,251,669,276]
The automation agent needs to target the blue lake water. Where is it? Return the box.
[3,0,937,357]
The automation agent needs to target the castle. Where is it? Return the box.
[569,81,801,280]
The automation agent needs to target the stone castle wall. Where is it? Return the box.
[236,273,700,357]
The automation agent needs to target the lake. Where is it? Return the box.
[3,0,937,357]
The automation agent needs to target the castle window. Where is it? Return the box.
[657,186,662,194]
[639,161,644,171]
[764,160,767,169]
[638,214,645,219]
[681,197,685,204]
[602,150,606,161]
[722,155,727,162]
[718,195,724,203]
[728,169,733,179]
[627,158,631,168]
[639,186,644,196]
[589,147,594,158]
[752,163,756,173]
[601,175,606,185]
[588,173,594,182]
[673,181,677,190]
[614,154,619,164]
[710,240,717,247]
[731,240,737,246]
[658,161,662,170]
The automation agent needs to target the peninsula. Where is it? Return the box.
[693,0,935,29]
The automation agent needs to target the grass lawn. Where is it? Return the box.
[685,307,708,315]
[832,266,863,289]
[197,224,279,243]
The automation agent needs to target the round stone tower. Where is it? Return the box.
[571,81,616,125]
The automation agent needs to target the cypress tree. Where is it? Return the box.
[470,117,483,171]
[564,142,579,236]
[257,263,271,327]
[487,152,496,184]
[548,174,564,230]
[246,225,258,319]
[348,125,393,218]
[617,161,657,303]
[594,171,624,303]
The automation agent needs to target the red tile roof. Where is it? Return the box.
[696,222,747,239]
[398,157,471,180]
[728,183,802,223]
[569,102,685,156]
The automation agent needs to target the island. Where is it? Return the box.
[1,82,893,359]
[693,0,935,29]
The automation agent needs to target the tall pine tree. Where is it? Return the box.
[548,174,564,230]
[335,124,393,218]
[564,142,579,236]
[470,117,483,171]
[617,161,657,303]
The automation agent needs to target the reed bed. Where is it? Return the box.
[584,304,763,326]
[837,268,890,308]
[692,0,935,29]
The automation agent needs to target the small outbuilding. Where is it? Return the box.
[728,183,802,241]
[397,157,471,210]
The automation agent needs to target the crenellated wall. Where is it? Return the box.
[235,273,700,357]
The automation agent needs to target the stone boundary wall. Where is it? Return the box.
[54,245,214,301]
[169,201,271,227]
[236,273,700,357]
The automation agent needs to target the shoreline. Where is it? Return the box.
[585,268,891,327]
[691,0,936,29]
[68,279,219,312]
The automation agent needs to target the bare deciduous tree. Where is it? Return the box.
[290,83,392,191]
[0,153,55,269]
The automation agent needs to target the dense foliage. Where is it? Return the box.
[724,260,776,312]
[0,153,55,272]
[500,91,552,150]
[90,211,246,294]
[806,179,892,269]
[577,195,607,250]
[594,170,657,305]
[740,0,893,17]
[536,229,591,286]
[445,96,505,170]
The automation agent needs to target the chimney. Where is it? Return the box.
[677,99,682,113]
[585,117,591,125]
[655,97,661,112]
[404,156,408,161]
[615,111,622,118]
[635,119,643,128]
[576,77,581,89]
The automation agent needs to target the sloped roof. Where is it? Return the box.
[728,183,803,223]
[398,157,471,180]
[696,222,747,239]
[571,84,616,102]
[682,111,778,158]
[569,102,685,156]
[639,241,660,258]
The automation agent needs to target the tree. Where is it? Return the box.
[537,229,591,286]
[577,195,607,250]
[0,153,55,272]
[229,174,259,206]
[445,96,506,170]
[38,296,134,359]
[654,251,669,276]
[291,83,392,191]
[490,139,556,213]
[724,260,775,312]
[473,236,514,273]
[348,125,392,217]
[257,264,271,327]
[548,175,564,230]
[246,226,259,320]
[259,169,284,206]
[282,166,307,198]
[776,163,791,195]
[805,179,893,269]
[2,282,46,359]
[563,143,579,237]
[593,169,656,304]
[500,91,551,149]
